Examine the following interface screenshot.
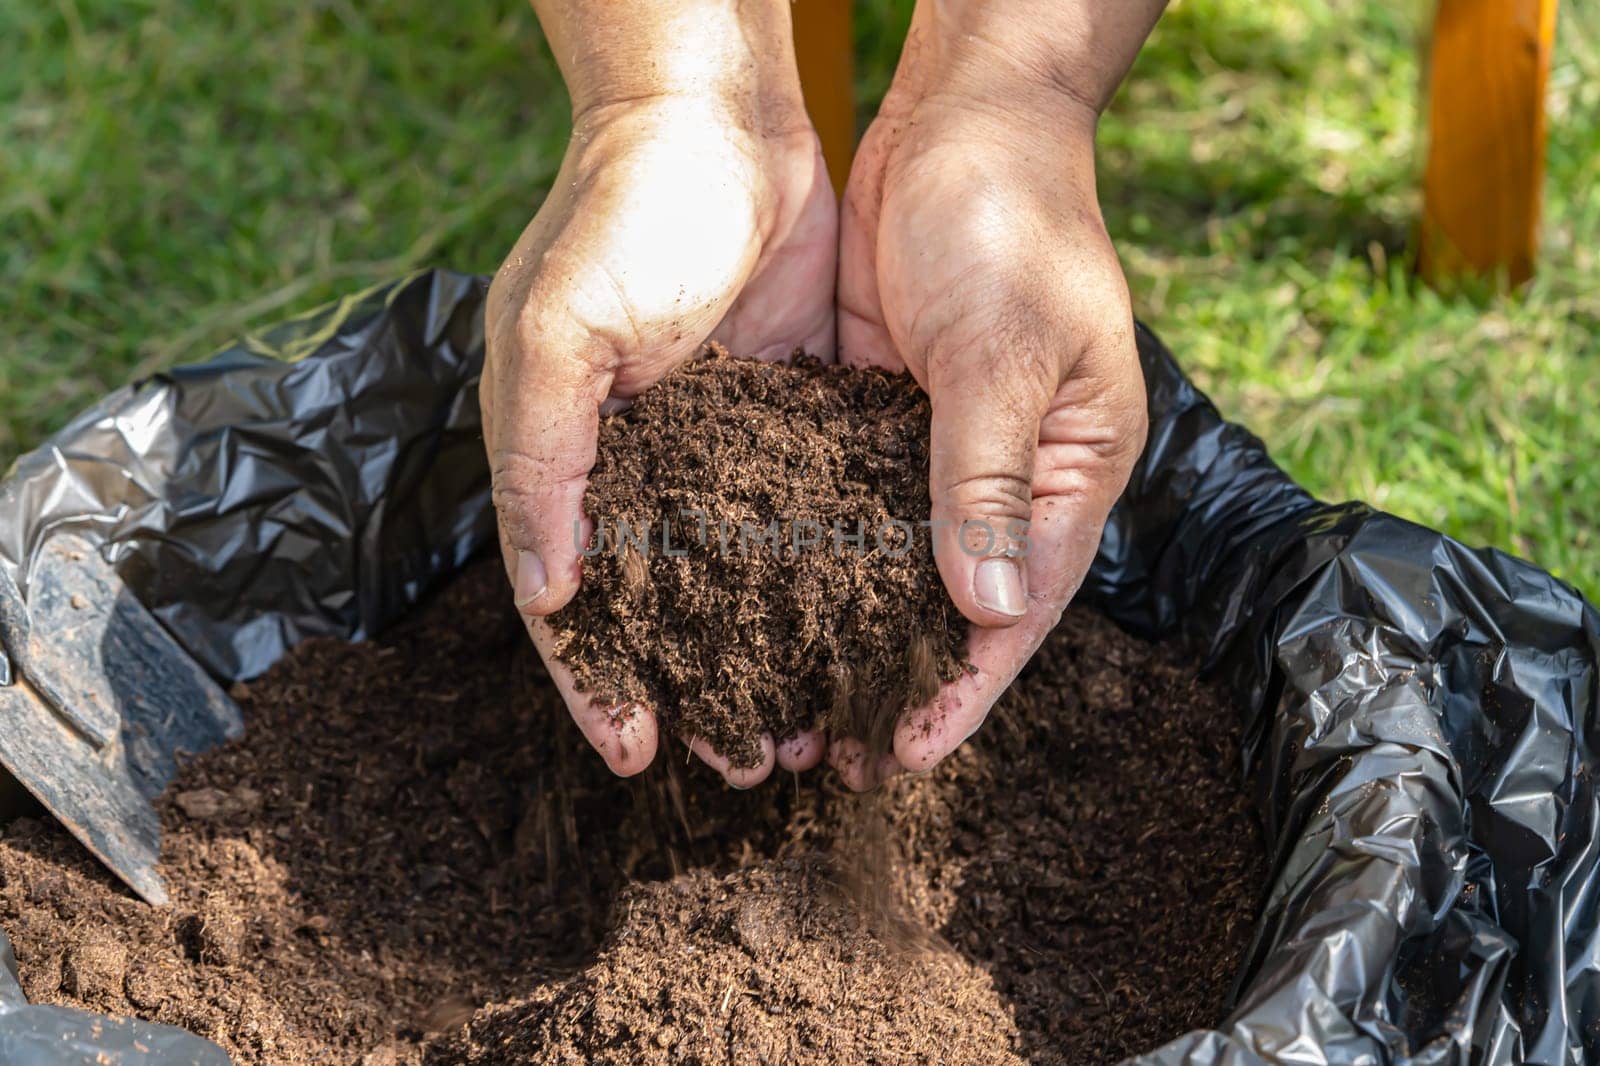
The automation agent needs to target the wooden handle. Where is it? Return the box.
[792,0,855,197]
[1420,0,1559,286]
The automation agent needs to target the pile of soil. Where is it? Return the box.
[553,348,967,767]
[431,859,1022,1065]
[0,561,1266,1064]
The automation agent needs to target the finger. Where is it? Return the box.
[688,734,777,790]
[485,283,613,619]
[826,736,883,793]
[525,616,658,776]
[776,730,827,772]
[892,487,1120,773]
[896,330,1146,773]
[894,616,1049,773]
[924,337,1057,630]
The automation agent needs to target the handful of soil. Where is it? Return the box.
[552,347,967,767]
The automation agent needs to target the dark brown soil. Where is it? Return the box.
[429,859,1023,1066]
[553,347,967,767]
[0,561,1265,1065]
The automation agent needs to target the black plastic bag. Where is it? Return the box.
[0,270,1594,1064]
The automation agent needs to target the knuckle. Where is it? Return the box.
[490,446,590,552]
[1108,396,1149,462]
[1089,375,1148,457]
[940,471,1034,521]
[491,447,560,492]
[490,487,540,547]
[1083,342,1149,467]
[490,453,559,535]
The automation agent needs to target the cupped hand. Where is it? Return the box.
[483,93,836,786]
[833,87,1149,790]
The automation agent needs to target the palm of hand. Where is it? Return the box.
[486,100,836,399]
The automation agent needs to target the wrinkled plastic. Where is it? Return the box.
[0,269,1595,1064]
[0,270,493,684]
[0,929,229,1064]
[1090,341,1600,1066]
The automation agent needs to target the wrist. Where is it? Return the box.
[537,0,808,137]
[889,0,1166,130]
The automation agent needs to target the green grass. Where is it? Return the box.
[1099,1,1600,599]
[3,0,1596,598]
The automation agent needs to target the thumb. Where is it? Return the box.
[483,298,615,618]
[924,349,1055,629]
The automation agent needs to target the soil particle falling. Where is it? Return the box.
[552,347,968,768]
[0,561,1265,1065]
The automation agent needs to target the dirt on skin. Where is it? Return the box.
[552,346,969,769]
[0,561,1266,1065]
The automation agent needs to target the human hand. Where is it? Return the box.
[484,1,836,786]
[831,2,1162,789]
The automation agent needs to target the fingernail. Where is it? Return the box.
[514,549,548,610]
[974,557,1026,617]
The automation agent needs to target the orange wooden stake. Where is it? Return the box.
[1420,0,1559,287]
[792,0,856,197]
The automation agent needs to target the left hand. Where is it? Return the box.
[832,36,1149,790]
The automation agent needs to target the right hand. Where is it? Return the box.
[482,93,837,786]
